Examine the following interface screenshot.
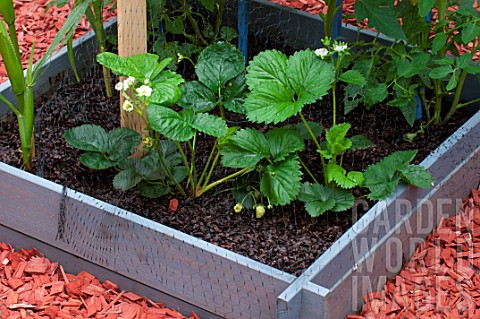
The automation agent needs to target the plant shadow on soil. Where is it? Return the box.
[0,37,475,276]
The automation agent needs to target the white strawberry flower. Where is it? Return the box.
[314,48,329,58]
[333,42,348,52]
[123,76,136,88]
[136,85,152,97]
[115,81,124,91]
[122,100,134,112]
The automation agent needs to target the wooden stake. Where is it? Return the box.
[117,0,147,131]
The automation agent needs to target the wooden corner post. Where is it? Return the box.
[117,0,147,135]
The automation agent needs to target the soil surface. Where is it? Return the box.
[0,60,473,276]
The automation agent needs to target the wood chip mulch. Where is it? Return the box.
[0,242,200,319]
[0,0,116,84]
[346,186,480,319]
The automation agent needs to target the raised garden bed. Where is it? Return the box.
[1,3,480,319]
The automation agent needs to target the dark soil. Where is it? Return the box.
[0,61,473,276]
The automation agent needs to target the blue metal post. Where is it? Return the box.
[331,0,343,40]
[238,0,248,64]
[414,9,433,121]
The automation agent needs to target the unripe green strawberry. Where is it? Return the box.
[234,203,243,213]
[255,204,266,218]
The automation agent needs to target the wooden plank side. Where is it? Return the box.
[0,163,296,319]
[0,224,222,319]
[321,147,480,319]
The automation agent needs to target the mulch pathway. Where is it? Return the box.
[0,242,200,319]
[0,0,116,84]
[346,186,480,319]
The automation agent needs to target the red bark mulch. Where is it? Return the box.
[0,242,200,319]
[346,186,480,319]
[0,0,116,84]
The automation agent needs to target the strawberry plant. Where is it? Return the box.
[229,47,434,217]
[65,42,251,198]
[348,0,480,132]
[65,42,434,218]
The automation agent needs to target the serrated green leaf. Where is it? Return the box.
[293,121,324,140]
[244,49,334,124]
[354,0,406,40]
[260,155,302,206]
[287,50,335,105]
[191,113,228,138]
[325,162,345,183]
[219,26,238,42]
[344,83,362,113]
[245,50,288,89]
[331,189,355,212]
[223,72,246,114]
[220,128,270,168]
[137,181,170,198]
[266,127,304,162]
[147,105,195,141]
[113,169,143,191]
[365,83,388,105]
[298,183,336,217]
[80,152,115,170]
[107,128,142,162]
[244,50,297,124]
[429,65,453,79]
[339,69,366,85]
[196,42,245,93]
[363,150,418,200]
[97,52,170,80]
[399,164,433,188]
[321,123,352,158]
[432,33,447,54]
[178,81,216,112]
[64,124,109,152]
[398,98,417,127]
[350,135,373,151]
[171,166,188,183]
[150,70,184,106]
[396,53,430,78]
[245,91,304,124]
[217,126,241,148]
